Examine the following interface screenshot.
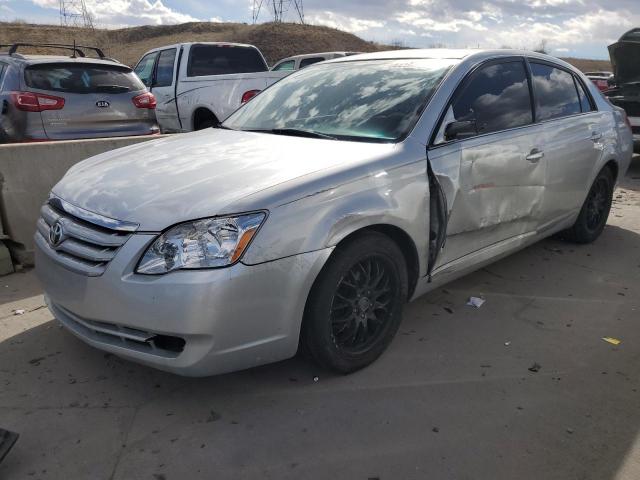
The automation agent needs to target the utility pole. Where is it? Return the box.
[252,0,304,24]
[59,0,94,29]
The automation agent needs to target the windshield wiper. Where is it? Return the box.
[245,128,337,140]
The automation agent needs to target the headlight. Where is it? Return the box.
[136,212,266,274]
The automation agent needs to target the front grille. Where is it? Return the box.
[35,203,131,276]
[632,126,640,135]
[49,301,185,358]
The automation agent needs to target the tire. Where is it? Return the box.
[562,167,614,243]
[302,232,408,374]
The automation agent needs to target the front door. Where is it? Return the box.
[427,59,546,270]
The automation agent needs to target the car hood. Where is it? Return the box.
[53,128,396,231]
[608,41,640,86]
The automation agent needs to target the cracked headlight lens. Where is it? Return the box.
[136,212,266,274]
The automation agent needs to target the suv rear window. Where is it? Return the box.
[25,63,144,94]
[187,45,267,77]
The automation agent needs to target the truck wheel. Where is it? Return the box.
[562,167,614,243]
[193,109,218,130]
[302,232,408,373]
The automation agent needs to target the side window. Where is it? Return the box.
[134,52,158,87]
[451,60,533,136]
[154,48,177,87]
[575,77,595,112]
[273,60,295,71]
[299,57,325,69]
[530,63,581,121]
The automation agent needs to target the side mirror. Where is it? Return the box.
[444,120,477,142]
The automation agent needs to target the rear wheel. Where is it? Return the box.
[302,232,408,373]
[562,167,614,243]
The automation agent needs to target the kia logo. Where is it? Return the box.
[49,221,65,247]
[96,100,110,108]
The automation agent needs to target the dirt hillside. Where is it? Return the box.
[0,21,611,71]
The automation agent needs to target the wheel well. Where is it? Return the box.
[337,225,420,300]
[193,108,218,130]
[603,159,619,183]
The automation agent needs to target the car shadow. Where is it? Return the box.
[1,221,640,479]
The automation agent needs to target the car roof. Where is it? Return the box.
[142,42,258,55]
[0,53,126,67]
[275,52,358,63]
[325,48,580,71]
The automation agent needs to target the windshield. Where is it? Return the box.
[25,63,144,94]
[223,58,456,142]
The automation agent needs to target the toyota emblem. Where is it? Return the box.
[49,221,65,247]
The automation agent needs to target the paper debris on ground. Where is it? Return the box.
[602,337,621,346]
[12,309,25,316]
[466,296,485,308]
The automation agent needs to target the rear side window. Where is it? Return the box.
[576,77,595,112]
[134,52,158,87]
[272,60,295,71]
[452,60,533,135]
[187,45,267,77]
[25,63,144,94]
[154,48,177,87]
[530,63,581,121]
[299,57,325,69]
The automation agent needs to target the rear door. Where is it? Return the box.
[25,62,156,140]
[148,47,181,132]
[428,58,546,269]
[528,61,603,229]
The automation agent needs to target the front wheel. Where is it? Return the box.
[561,167,614,243]
[302,232,408,374]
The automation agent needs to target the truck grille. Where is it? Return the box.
[35,203,132,276]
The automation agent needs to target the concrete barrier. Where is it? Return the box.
[0,135,166,267]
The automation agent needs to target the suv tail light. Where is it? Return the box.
[241,89,261,104]
[11,91,65,112]
[132,92,156,109]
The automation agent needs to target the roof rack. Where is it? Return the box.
[0,43,107,59]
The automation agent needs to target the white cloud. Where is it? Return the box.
[306,11,384,32]
[32,0,199,26]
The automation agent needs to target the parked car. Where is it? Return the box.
[133,42,283,133]
[605,28,640,151]
[0,43,158,143]
[271,51,361,72]
[35,49,633,377]
[585,71,613,92]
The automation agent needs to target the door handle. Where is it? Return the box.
[591,131,603,142]
[526,148,544,163]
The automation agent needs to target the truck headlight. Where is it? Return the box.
[136,212,266,274]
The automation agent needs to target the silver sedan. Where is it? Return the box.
[35,49,633,376]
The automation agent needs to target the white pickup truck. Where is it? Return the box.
[133,42,286,132]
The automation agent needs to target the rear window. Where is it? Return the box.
[530,63,581,121]
[187,45,267,77]
[24,63,144,94]
[299,57,325,69]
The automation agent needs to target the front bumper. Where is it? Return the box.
[35,233,332,376]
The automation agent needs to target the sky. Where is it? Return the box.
[1,0,638,60]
